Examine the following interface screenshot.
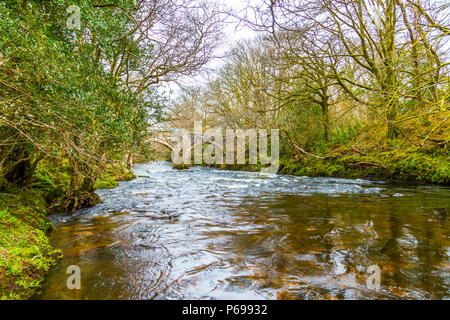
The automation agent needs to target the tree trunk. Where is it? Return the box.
[126,153,133,169]
[24,153,44,189]
[384,0,399,140]
[321,90,330,142]
[5,146,33,185]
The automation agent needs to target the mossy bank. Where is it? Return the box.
[0,165,134,300]
[204,148,449,185]
[278,148,449,185]
[0,190,61,300]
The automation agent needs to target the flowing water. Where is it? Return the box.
[34,161,449,300]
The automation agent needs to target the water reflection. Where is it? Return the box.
[34,162,449,300]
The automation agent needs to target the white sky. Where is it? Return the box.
[221,0,258,46]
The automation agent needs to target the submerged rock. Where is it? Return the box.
[172,163,191,170]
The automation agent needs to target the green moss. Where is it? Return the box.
[276,149,448,184]
[94,165,135,189]
[380,150,449,184]
[119,171,136,182]
[0,191,62,300]
[94,176,119,189]
[0,162,135,300]
[33,160,71,203]
[213,148,448,185]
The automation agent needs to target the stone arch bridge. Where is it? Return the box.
[146,129,221,152]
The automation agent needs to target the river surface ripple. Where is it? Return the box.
[34,161,450,300]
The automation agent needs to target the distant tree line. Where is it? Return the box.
[171,0,449,160]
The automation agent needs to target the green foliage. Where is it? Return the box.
[0,0,160,196]
[0,1,158,299]
[329,123,362,146]
[33,161,71,204]
[280,102,325,150]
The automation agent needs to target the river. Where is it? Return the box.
[33,161,449,299]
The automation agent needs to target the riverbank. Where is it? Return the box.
[279,148,449,185]
[203,148,449,185]
[0,165,134,300]
[0,190,61,300]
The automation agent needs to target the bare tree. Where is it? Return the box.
[244,0,449,140]
[94,0,225,97]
